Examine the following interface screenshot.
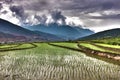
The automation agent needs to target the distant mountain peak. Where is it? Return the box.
[25,23,94,40]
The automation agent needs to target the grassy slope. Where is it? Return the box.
[95,43,120,48]
[15,43,34,49]
[0,44,17,49]
[79,43,105,51]
[92,37,120,45]
[50,42,80,49]
[79,43,120,54]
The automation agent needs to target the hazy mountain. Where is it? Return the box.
[79,28,120,40]
[25,23,94,40]
[0,19,64,41]
[0,19,40,38]
[34,31,64,41]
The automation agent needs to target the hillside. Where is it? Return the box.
[0,19,41,38]
[0,32,27,43]
[0,19,64,41]
[79,28,120,40]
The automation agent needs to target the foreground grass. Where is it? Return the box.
[0,43,120,80]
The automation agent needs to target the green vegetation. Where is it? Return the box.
[0,42,120,80]
[14,43,34,49]
[79,43,120,54]
[92,37,120,45]
[79,43,106,51]
[95,43,120,49]
[0,44,17,49]
[50,42,80,49]
[0,43,36,56]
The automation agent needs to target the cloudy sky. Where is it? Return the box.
[0,0,120,32]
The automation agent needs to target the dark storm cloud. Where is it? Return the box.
[1,0,120,17]
[34,15,47,24]
[50,10,66,25]
[7,0,120,19]
[89,14,120,19]
[0,3,3,10]
[9,5,27,19]
[0,0,13,4]
[5,0,13,3]
[1,0,120,31]
[1,0,120,12]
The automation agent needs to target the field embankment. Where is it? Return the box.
[78,42,120,61]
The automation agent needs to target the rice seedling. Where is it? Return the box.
[0,43,120,80]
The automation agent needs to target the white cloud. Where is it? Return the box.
[88,12,102,17]
[0,3,20,25]
[66,17,84,26]
[1,0,120,33]
[90,24,120,32]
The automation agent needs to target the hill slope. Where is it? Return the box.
[25,23,94,40]
[0,32,27,43]
[0,19,63,41]
[79,28,120,40]
[0,19,41,38]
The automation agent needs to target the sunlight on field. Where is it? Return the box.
[51,42,80,50]
[79,43,106,51]
[0,44,17,49]
[96,43,120,49]
[0,43,120,80]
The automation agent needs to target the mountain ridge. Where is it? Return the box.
[0,19,64,42]
[78,28,120,40]
[25,23,94,40]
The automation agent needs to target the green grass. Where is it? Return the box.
[50,42,80,49]
[79,43,120,54]
[32,43,73,55]
[0,44,18,49]
[79,43,106,51]
[95,43,120,49]
[91,37,120,45]
[0,42,120,80]
[14,43,34,49]
[0,43,35,56]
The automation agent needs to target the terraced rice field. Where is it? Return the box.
[79,43,120,54]
[95,43,120,49]
[0,44,18,49]
[0,43,120,80]
[51,42,80,49]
